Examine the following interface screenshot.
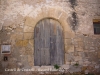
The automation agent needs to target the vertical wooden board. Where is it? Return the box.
[59,24,64,65]
[56,21,61,65]
[41,20,45,48]
[44,19,50,48]
[45,48,50,65]
[34,23,38,65]
[34,48,41,66]
[40,20,45,65]
[44,19,51,65]
[55,21,60,65]
[39,21,43,49]
[50,19,57,65]
[40,48,45,65]
[34,22,41,66]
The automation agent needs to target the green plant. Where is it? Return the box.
[73,63,79,66]
[54,64,60,69]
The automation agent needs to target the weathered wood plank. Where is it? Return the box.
[34,22,41,66]
[45,48,50,65]
[44,19,50,48]
[40,21,45,66]
[50,19,57,65]
[40,48,45,65]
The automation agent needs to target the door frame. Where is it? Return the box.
[23,6,75,66]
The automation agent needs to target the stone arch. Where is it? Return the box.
[24,7,75,38]
[24,6,75,65]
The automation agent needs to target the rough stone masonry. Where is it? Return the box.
[0,0,100,75]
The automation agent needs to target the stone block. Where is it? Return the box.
[78,42,83,48]
[11,33,23,40]
[76,47,83,51]
[89,46,95,50]
[29,39,34,47]
[83,60,91,66]
[16,40,29,47]
[24,32,34,40]
[66,53,74,61]
[74,56,82,61]
[48,7,56,18]
[41,6,49,18]
[66,62,70,65]
[24,26,34,32]
[28,55,34,66]
[84,46,90,50]
[74,41,79,47]
[3,20,14,26]
[25,17,35,27]
[64,39,72,45]
[20,55,29,68]
[15,27,23,32]
[64,31,75,39]
[19,48,26,55]
[59,12,67,21]
[74,51,79,56]
[66,45,74,53]
[74,37,83,42]
[95,65,99,69]
[31,9,44,25]
[24,46,34,55]
[79,60,83,65]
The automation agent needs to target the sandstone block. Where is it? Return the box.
[78,42,83,48]
[64,31,75,39]
[25,17,35,27]
[74,37,83,42]
[76,47,83,51]
[24,32,34,40]
[29,39,34,47]
[66,45,74,53]
[16,40,29,47]
[64,39,72,45]
[28,55,34,66]
[74,56,82,61]
[24,26,34,32]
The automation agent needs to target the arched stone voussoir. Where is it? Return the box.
[48,7,62,19]
[24,6,75,39]
[25,11,44,28]
[24,25,34,33]
[64,31,75,39]
[57,12,75,38]
[41,6,49,18]
[41,6,66,20]
[25,16,36,27]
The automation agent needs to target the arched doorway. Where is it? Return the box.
[34,18,64,66]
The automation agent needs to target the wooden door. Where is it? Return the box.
[34,19,64,66]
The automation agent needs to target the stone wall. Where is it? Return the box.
[0,0,100,75]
